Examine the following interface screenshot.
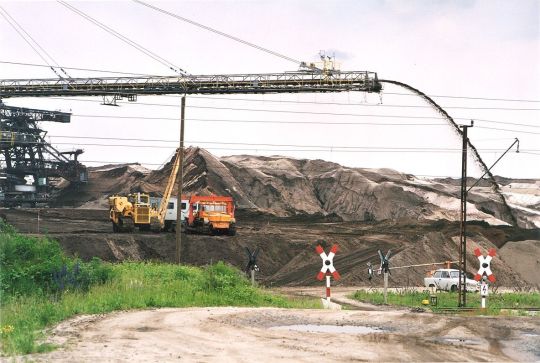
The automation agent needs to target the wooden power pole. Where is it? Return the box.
[175,96,186,264]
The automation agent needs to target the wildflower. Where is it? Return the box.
[1,325,14,335]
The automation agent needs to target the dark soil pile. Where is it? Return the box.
[53,147,539,228]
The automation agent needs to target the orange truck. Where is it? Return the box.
[184,195,236,236]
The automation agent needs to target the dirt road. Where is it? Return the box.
[27,303,539,362]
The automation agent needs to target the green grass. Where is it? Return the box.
[1,261,320,355]
[351,289,540,314]
[0,223,319,355]
[0,222,111,298]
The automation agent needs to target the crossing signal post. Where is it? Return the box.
[474,248,496,310]
[377,250,392,304]
[315,244,340,304]
[245,247,260,286]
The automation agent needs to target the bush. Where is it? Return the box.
[0,222,112,299]
[201,261,247,292]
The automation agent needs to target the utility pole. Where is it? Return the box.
[175,96,185,264]
[458,120,473,307]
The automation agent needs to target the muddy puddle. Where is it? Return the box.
[436,338,482,345]
[269,324,384,334]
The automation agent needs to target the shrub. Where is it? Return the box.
[201,261,247,292]
[0,222,112,299]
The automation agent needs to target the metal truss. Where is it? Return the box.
[0,70,381,98]
[0,103,86,207]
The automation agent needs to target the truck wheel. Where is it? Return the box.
[118,217,126,232]
[450,285,457,292]
[163,220,172,232]
[150,217,161,233]
[119,217,135,233]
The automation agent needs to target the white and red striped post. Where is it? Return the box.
[316,244,340,304]
[326,274,331,302]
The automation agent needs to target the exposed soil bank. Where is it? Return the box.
[3,208,539,288]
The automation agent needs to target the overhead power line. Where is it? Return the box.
[384,92,540,103]
[40,138,538,153]
[132,0,303,66]
[40,180,540,195]
[57,0,190,76]
[521,151,540,156]
[75,159,540,181]
[45,134,540,153]
[182,95,540,112]
[69,113,447,126]
[3,97,539,133]
[69,113,540,132]
[183,104,540,128]
[473,126,540,135]
[0,60,161,76]
[68,159,540,181]
[32,142,527,154]
[44,97,539,130]
[0,5,69,78]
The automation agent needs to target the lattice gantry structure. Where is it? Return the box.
[0,102,87,207]
[0,71,381,98]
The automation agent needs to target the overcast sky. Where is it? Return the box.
[0,0,539,178]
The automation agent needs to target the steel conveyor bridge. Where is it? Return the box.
[0,70,381,98]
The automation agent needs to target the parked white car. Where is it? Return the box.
[424,269,479,292]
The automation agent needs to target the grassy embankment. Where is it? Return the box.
[0,222,318,355]
[352,289,540,314]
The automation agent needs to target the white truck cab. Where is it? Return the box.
[149,196,189,230]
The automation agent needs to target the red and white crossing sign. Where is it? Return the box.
[316,244,341,281]
[474,247,496,282]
